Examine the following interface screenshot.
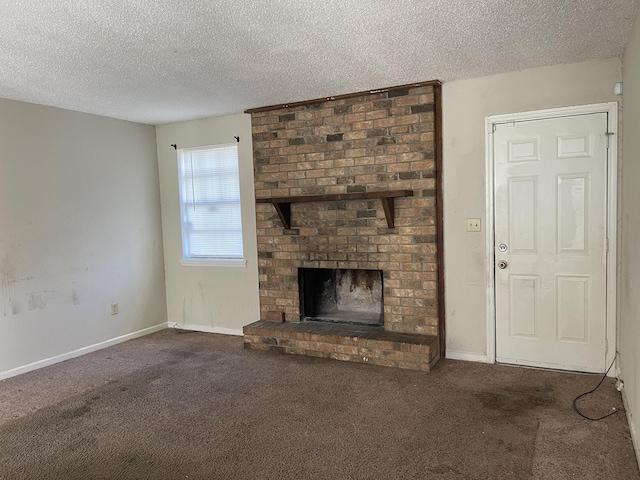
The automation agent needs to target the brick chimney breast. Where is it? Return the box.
[250,85,438,336]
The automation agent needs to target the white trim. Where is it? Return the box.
[486,103,618,125]
[604,105,618,372]
[446,351,490,363]
[171,322,244,336]
[0,323,167,381]
[485,102,618,371]
[622,387,640,470]
[485,115,497,364]
[179,259,247,268]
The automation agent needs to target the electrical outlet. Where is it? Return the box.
[467,218,481,232]
[110,303,119,315]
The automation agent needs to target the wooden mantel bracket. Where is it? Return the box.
[272,202,291,230]
[256,190,413,230]
[380,197,395,228]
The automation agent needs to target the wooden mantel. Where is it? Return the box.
[256,190,414,230]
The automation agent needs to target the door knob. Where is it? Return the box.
[497,260,508,269]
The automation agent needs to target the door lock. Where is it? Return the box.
[497,260,508,269]
[498,244,508,252]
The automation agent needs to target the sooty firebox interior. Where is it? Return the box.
[298,268,383,326]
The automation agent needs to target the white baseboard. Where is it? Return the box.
[170,322,244,337]
[0,323,167,381]
[622,386,640,470]
[446,350,490,363]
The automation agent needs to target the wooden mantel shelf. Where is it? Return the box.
[256,190,414,230]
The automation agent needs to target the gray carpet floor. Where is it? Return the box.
[0,329,638,480]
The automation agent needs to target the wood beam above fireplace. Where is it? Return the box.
[256,190,414,229]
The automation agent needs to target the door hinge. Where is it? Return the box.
[606,238,609,253]
[606,132,614,149]
[491,122,516,134]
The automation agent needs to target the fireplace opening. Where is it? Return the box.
[298,268,383,326]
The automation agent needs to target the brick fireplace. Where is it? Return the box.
[243,81,443,371]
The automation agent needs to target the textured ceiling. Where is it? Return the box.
[0,0,638,125]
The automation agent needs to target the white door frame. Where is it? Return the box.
[485,102,618,372]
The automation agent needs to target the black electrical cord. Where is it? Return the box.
[572,355,619,421]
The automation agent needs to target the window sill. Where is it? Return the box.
[179,259,247,268]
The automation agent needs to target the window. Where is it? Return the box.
[177,144,244,265]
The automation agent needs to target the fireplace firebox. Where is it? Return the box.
[298,268,383,326]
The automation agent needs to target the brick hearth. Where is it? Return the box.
[244,320,439,371]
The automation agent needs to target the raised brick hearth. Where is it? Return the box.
[244,320,439,371]
[244,82,443,371]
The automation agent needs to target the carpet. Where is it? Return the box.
[0,329,637,479]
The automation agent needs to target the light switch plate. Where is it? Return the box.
[467,218,481,232]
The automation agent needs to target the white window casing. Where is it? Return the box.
[177,144,245,266]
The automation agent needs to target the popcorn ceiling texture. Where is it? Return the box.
[0,0,637,125]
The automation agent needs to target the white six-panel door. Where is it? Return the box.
[493,113,608,373]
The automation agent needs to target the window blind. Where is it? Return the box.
[178,144,244,260]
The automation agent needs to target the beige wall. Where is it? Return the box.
[442,58,622,359]
[620,7,640,459]
[0,99,167,378]
[156,114,260,334]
